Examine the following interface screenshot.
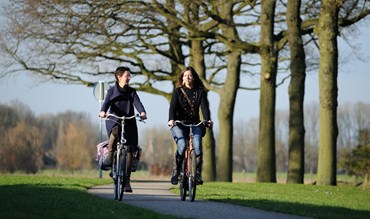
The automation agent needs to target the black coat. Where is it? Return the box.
[168,86,210,123]
[100,83,146,146]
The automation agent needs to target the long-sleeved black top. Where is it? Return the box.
[168,86,210,123]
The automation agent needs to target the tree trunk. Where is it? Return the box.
[286,0,306,184]
[201,100,217,181]
[189,32,217,181]
[257,0,277,183]
[315,0,340,186]
[217,55,240,181]
[215,0,241,182]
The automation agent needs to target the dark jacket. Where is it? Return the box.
[100,83,146,146]
[168,86,210,123]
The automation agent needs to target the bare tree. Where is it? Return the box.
[142,126,174,175]
[233,121,249,172]
[1,121,44,173]
[337,102,356,148]
[56,121,92,173]
[304,102,320,174]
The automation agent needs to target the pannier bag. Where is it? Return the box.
[96,140,111,170]
[97,141,142,171]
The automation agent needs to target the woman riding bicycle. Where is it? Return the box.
[168,66,212,185]
[99,66,147,193]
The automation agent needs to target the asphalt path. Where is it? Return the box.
[88,179,311,219]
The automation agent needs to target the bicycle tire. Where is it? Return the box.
[113,175,118,200]
[113,152,119,200]
[188,150,197,202]
[179,159,186,201]
[119,150,127,201]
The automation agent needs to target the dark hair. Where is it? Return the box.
[114,66,130,81]
[177,66,205,89]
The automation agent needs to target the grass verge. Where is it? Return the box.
[0,174,178,219]
[2,171,369,219]
[194,182,370,219]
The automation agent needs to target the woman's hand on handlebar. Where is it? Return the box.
[99,111,106,118]
[168,119,175,128]
[140,112,147,120]
[206,120,213,128]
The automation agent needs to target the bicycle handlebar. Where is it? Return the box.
[174,120,206,127]
[104,113,146,123]
[105,113,137,120]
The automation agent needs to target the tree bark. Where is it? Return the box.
[315,0,340,186]
[257,0,277,183]
[286,0,306,184]
[215,0,241,182]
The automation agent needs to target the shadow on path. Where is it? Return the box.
[88,179,311,219]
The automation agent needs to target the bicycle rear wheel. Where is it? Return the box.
[179,159,187,201]
[188,150,197,202]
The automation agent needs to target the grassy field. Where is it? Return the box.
[195,182,370,219]
[1,170,369,219]
[0,173,178,219]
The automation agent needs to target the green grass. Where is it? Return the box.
[1,171,369,219]
[193,182,370,219]
[0,174,178,219]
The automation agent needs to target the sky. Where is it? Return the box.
[0,15,369,132]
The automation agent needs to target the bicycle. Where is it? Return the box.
[104,113,145,201]
[172,120,207,202]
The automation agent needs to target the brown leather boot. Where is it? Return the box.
[104,133,116,166]
[124,151,133,192]
[196,155,203,185]
[171,153,183,185]
[124,177,133,193]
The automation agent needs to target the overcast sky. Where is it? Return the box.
[0,9,369,132]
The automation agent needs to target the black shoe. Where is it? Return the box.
[196,176,203,185]
[109,171,113,178]
[124,188,133,193]
[171,172,179,185]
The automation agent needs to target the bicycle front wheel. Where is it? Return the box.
[113,152,119,200]
[188,150,197,202]
[179,159,187,201]
[118,150,127,201]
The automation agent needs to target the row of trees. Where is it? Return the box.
[143,101,370,185]
[1,1,369,185]
[0,101,99,173]
[1,100,368,186]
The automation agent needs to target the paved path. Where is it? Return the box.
[88,180,311,219]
